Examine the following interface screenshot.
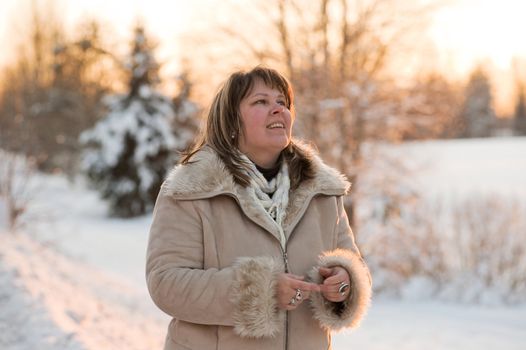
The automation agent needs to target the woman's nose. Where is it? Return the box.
[272,104,285,114]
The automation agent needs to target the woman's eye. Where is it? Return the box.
[277,100,286,106]
[255,99,267,104]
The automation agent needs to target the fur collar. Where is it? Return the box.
[163,145,350,240]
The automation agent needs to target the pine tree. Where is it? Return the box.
[514,83,526,136]
[171,72,200,148]
[458,68,496,138]
[80,25,193,217]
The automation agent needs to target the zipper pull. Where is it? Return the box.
[283,251,289,273]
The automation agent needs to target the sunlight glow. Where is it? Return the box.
[1,0,525,115]
[430,0,526,73]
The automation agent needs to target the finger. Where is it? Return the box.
[277,274,303,291]
[323,294,347,303]
[293,280,321,292]
[323,275,348,285]
[320,284,340,294]
[285,303,299,311]
[318,267,333,277]
[287,274,306,281]
[279,296,297,310]
[281,302,297,310]
[292,289,311,302]
[281,294,303,310]
[321,287,349,299]
[320,283,349,294]
[320,287,346,296]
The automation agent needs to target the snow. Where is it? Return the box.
[1,137,526,349]
[357,137,526,303]
[0,233,165,350]
[397,136,526,199]
[333,298,526,350]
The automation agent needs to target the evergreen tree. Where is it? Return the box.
[171,72,200,148]
[457,68,496,138]
[514,83,526,136]
[80,25,194,217]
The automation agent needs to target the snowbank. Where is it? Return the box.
[395,136,526,198]
[0,232,165,350]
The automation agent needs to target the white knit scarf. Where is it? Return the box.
[240,154,290,249]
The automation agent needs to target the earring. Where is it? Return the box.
[231,132,236,139]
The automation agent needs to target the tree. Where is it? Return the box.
[0,2,63,164]
[171,72,201,147]
[513,82,526,136]
[0,2,114,174]
[80,25,195,217]
[401,73,462,140]
[457,67,496,138]
[182,0,443,225]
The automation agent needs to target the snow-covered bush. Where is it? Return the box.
[442,196,526,303]
[359,194,526,304]
[0,150,36,231]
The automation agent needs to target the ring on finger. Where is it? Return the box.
[288,297,297,306]
[294,288,303,302]
[338,282,350,297]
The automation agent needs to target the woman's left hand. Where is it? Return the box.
[318,266,351,303]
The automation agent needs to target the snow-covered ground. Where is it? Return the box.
[397,136,526,198]
[1,137,526,349]
[0,233,165,350]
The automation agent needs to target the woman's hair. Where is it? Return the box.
[182,66,314,188]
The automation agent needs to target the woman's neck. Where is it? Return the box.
[255,161,281,182]
[243,151,281,169]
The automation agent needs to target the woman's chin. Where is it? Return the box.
[267,138,290,151]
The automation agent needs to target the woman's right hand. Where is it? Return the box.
[276,273,320,310]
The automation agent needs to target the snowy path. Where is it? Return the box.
[0,233,165,350]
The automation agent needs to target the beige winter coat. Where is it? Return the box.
[146,146,371,350]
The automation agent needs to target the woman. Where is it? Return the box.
[146,66,371,349]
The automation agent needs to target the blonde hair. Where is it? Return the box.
[182,66,313,188]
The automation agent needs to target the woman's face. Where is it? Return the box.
[238,79,294,166]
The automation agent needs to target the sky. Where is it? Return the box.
[430,0,526,73]
[0,0,525,114]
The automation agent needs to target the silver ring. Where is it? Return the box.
[294,288,303,302]
[338,282,350,296]
[288,297,297,306]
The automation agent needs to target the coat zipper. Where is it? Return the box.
[280,246,289,350]
[282,249,289,273]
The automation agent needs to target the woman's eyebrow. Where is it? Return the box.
[251,92,286,98]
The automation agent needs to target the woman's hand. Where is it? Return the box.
[276,273,320,310]
[319,266,351,303]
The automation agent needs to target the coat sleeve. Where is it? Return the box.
[307,196,372,331]
[146,188,284,338]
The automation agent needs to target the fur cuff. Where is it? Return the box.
[230,256,285,338]
[308,249,372,331]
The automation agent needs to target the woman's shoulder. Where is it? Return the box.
[293,141,351,195]
[162,147,236,198]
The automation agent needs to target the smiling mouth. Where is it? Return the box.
[267,122,285,129]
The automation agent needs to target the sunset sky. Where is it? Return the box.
[1,0,525,114]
